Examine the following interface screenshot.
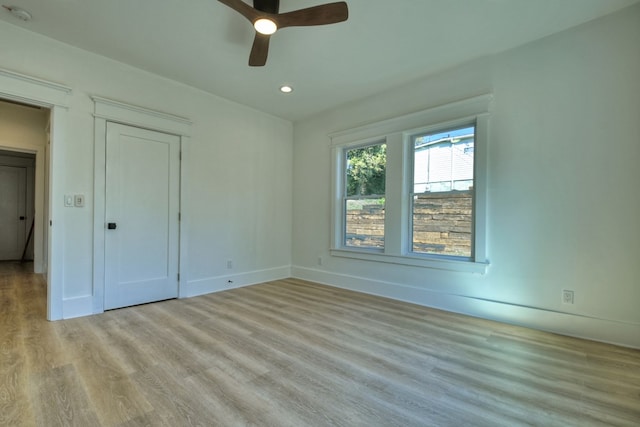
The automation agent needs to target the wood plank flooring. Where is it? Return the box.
[1,261,639,426]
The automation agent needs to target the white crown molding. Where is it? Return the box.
[92,96,192,137]
[0,67,71,108]
[329,93,493,145]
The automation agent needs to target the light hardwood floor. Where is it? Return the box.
[1,261,639,426]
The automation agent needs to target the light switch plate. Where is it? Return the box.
[74,194,85,207]
[64,194,74,207]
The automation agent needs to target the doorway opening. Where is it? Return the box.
[0,99,51,275]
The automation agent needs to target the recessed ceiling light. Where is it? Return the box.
[280,85,293,94]
[2,5,32,22]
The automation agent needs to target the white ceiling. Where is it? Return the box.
[1,0,637,121]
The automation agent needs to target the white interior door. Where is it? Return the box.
[104,122,180,310]
[0,165,27,260]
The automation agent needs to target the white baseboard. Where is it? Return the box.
[184,265,291,298]
[62,295,94,319]
[60,266,290,319]
[292,266,640,349]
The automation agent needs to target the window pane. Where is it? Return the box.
[413,127,474,193]
[412,193,472,257]
[345,198,385,248]
[344,142,386,249]
[412,126,474,257]
[346,143,386,197]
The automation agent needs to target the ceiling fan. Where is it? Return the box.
[218,0,349,66]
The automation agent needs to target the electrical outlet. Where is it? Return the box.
[318,256,324,266]
[562,289,574,305]
[226,259,233,269]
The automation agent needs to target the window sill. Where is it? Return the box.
[330,248,489,274]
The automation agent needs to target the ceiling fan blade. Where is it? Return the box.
[253,0,279,13]
[249,33,271,66]
[276,2,348,29]
[218,0,259,23]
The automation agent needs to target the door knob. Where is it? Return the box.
[107,222,117,230]
[19,216,25,220]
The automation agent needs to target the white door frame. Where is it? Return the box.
[92,96,191,313]
[0,67,71,320]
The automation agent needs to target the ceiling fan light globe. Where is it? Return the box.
[254,18,277,35]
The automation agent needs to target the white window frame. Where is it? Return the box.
[330,94,492,274]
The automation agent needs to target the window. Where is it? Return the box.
[344,142,386,249]
[330,95,491,273]
[411,125,475,258]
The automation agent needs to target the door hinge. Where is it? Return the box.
[179,151,182,161]
[177,273,180,281]
[178,212,181,221]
